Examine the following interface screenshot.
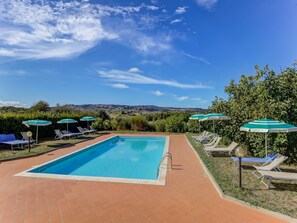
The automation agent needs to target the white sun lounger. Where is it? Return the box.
[252,154,288,178]
[203,137,221,149]
[54,129,73,140]
[258,170,297,188]
[204,141,238,157]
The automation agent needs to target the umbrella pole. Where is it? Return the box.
[67,123,68,132]
[87,121,89,129]
[36,125,39,144]
[265,133,268,157]
[213,120,215,133]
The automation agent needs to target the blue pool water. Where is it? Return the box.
[29,136,166,180]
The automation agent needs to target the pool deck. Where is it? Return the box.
[0,134,291,223]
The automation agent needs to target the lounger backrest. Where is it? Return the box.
[263,155,287,170]
[55,129,63,136]
[77,127,84,133]
[228,142,238,150]
[6,134,16,141]
[0,134,6,142]
[209,137,221,148]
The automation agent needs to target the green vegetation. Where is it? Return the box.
[210,65,297,162]
[186,133,297,218]
[0,134,101,161]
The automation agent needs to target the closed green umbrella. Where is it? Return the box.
[57,119,78,132]
[80,116,96,128]
[240,118,297,156]
[199,113,231,133]
[22,119,52,144]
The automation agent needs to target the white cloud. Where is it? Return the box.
[0,1,171,59]
[182,51,210,65]
[176,96,189,101]
[171,19,183,24]
[0,69,27,76]
[175,6,187,14]
[128,67,141,73]
[195,0,218,10]
[0,100,22,107]
[151,90,164,96]
[98,69,211,89]
[111,84,129,89]
[141,60,161,65]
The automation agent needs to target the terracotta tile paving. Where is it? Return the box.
[0,134,291,223]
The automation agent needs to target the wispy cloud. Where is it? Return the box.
[0,69,27,76]
[111,83,129,89]
[141,60,161,65]
[182,51,210,65]
[0,100,22,107]
[175,6,187,14]
[0,1,172,60]
[98,69,211,89]
[176,96,189,101]
[171,19,183,24]
[151,90,164,96]
[195,0,218,10]
[128,67,141,73]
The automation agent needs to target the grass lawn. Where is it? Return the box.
[186,133,297,218]
[0,133,103,161]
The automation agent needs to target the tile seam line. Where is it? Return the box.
[184,134,297,223]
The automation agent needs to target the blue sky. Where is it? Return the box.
[0,0,296,108]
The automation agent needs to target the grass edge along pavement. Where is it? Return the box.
[185,133,297,221]
[0,133,104,162]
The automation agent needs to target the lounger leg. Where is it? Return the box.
[252,169,262,179]
[261,177,271,189]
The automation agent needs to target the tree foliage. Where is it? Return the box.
[30,100,50,112]
[210,65,297,161]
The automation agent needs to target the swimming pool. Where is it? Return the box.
[17,136,169,185]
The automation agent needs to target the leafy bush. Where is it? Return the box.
[118,118,132,131]
[155,120,166,132]
[103,120,112,130]
[131,115,148,131]
[165,115,187,133]
[187,120,200,133]
[92,118,104,130]
[210,65,297,162]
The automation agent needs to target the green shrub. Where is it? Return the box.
[103,120,112,130]
[187,120,200,133]
[131,115,148,131]
[92,118,104,130]
[118,118,132,131]
[111,119,118,130]
[155,120,166,132]
[165,115,187,133]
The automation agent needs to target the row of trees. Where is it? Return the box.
[210,65,297,162]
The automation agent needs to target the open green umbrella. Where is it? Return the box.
[57,119,78,132]
[189,114,205,132]
[22,119,52,144]
[80,116,96,128]
[199,113,231,133]
[240,118,297,156]
[189,114,205,120]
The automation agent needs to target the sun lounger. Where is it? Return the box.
[204,137,221,149]
[0,134,29,150]
[204,141,237,157]
[252,154,288,178]
[231,153,276,164]
[54,130,73,140]
[89,126,97,133]
[202,135,219,146]
[20,132,36,147]
[258,170,297,188]
[62,130,83,138]
[77,127,93,134]
[192,131,208,141]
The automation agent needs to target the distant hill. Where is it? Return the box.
[64,104,207,113]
